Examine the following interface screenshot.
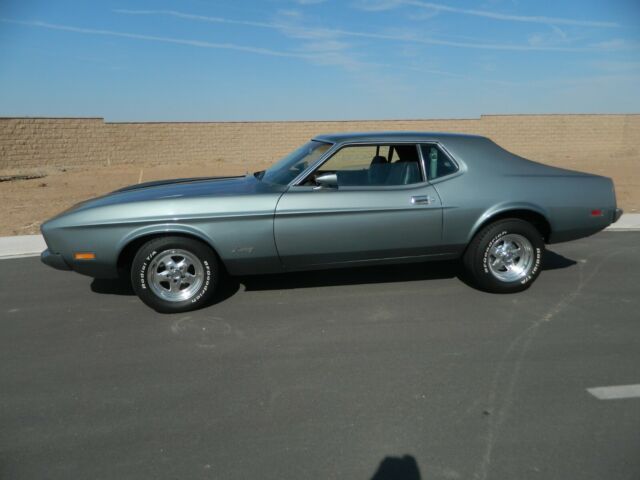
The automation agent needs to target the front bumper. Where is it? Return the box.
[613,208,624,223]
[41,249,72,271]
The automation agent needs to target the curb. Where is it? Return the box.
[606,213,640,231]
[0,235,47,260]
[1,214,639,260]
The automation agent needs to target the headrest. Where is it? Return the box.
[370,155,388,165]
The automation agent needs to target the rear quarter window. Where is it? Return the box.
[421,144,458,180]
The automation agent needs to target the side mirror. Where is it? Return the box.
[315,173,338,188]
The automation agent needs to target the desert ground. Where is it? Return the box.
[0,162,254,236]
[1,157,638,236]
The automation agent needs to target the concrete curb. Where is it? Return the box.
[1,214,638,260]
[607,213,640,231]
[0,234,47,260]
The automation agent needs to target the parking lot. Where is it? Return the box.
[1,231,639,479]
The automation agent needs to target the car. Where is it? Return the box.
[41,132,623,313]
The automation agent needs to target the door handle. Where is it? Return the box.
[411,195,434,205]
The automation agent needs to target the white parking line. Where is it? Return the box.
[587,384,640,400]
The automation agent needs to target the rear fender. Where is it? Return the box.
[468,202,551,243]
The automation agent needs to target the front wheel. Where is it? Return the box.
[463,219,545,293]
[131,236,219,313]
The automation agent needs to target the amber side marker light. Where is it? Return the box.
[74,252,96,260]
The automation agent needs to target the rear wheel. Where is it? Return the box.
[131,236,219,313]
[463,219,545,293]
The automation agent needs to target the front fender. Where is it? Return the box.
[116,223,219,259]
[115,219,283,277]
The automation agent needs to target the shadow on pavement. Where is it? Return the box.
[370,455,421,480]
[240,260,461,291]
[543,249,577,270]
[239,250,575,292]
[89,250,576,300]
[90,275,240,307]
[91,277,135,296]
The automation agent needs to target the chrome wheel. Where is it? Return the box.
[147,249,204,302]
[487,234,534,282]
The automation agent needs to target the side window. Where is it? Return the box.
[421,144,458,180]
[307,144,423,187]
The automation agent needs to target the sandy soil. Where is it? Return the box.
[0,159,638,237]
[0,162,252,236]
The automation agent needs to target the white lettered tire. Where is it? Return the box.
[131,236,219,313]
[463,219,545,293]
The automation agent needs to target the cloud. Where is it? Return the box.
[588,39,632,50]
[331,28,592,51]
[115,9,389,72]
[271,10,386,72]
[354,0,620,28]
[113,9,278,31]
[407,8,439,21]
[113,9,626,52]
[0,16,383,74]
[352,0,404,11]
[0,18,309,58]
[527,25,577,48]
[297,39,351,52]
[589,60,640,73]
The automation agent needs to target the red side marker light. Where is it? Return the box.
[591,209,603,217]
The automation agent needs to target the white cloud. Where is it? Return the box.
[271,10,384,72]
[351,0,404,11]
[294,0,328,4]
[113,9,278,30]
[0,18,310,58]
[589,60,640,73]
[355,0,620,28]
[588,39,631,50]
[298,39,351,52]
[527,25,575,48]
[407,8,440,21]
[113,9,626,52]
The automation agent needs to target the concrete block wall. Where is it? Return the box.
[1,114,638,174]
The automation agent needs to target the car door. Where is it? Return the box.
[273,143,444,269]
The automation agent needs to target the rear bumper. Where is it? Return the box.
[613,208,623,223]
[41,249,72,271]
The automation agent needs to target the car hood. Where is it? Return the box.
[113,175,242,193]
[59,174,283,215]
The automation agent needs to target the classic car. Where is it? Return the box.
[41,132,623,312]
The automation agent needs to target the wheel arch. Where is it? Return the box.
[116,225,224,275]
[469,205,552,244]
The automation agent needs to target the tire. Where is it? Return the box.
[131,236,219,313]
[463,219,545,293]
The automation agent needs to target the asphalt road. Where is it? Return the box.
[1,232,639,480]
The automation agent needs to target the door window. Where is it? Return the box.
[305,144,424,187]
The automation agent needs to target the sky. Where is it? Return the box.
[0,0,639,121]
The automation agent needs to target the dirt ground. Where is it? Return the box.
[0,162,253,236]
[0,159,638,237]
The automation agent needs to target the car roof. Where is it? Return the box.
[312,131,486,144]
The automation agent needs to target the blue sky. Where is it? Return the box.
[1,0,639,121]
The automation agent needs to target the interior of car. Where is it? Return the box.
[305,144,423,187]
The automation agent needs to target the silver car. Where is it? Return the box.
[41,132,622,312]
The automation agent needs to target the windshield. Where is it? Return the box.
[260,140,332,185]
